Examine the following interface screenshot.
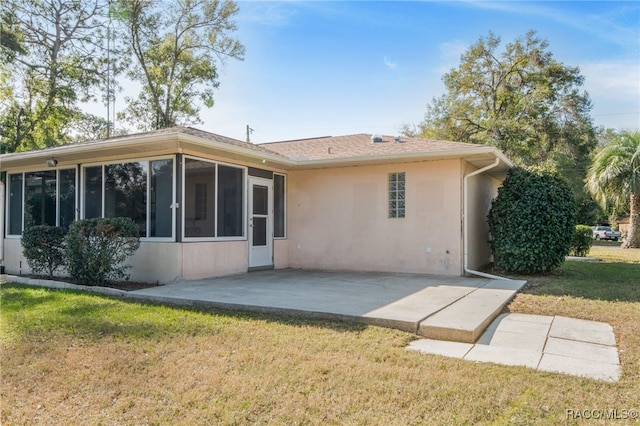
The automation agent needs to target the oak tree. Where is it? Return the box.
[408,31,597,206]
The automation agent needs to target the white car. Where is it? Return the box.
[592,226,621,241]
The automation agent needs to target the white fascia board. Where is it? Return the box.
[176,133,291,165]
[287,146,514,169]
[0,133,179,163]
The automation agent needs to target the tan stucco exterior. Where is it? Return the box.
[464,161,501,271]
[2,238,250,283]
[1,128,511,283]
[286,160,464,275]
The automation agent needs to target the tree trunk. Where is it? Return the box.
[622,191,640,249]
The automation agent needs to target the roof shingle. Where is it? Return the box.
[259,134,484,161]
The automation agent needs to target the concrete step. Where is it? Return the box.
[417,279,527,343]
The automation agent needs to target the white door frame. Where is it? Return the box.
[248,176,273,269]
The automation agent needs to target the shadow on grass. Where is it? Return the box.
[1,284,368,343]
[520,261,640,303]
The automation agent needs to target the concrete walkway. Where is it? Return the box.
[408,313,621,382]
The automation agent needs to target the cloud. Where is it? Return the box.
[581,59,640,99]
[238,1,300,27]
[436,39,468,73]
[580,59,640,130]
[461,1,639,49]
[384,57,398,71]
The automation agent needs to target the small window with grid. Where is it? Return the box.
[388,172,405,218]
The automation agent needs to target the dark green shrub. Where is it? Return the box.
[66,217,141,286]
[570,225,594,257]
[488,167,576,274]
[21,225,67,278]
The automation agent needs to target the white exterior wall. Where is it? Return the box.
[286,160,464,276]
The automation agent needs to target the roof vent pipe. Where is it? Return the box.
[371,135,383,143]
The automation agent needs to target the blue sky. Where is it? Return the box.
[109,1,640,143]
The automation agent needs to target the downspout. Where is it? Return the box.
[0,181,4,266]
[463,157,508,280]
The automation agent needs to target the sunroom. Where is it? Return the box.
[1,128,290,282]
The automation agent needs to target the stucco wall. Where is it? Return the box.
[286,160,463,276]
[128,242,182,283]
[2,238,25,275]
[1,238,250,283]
[464,163,500,271]
[181,240,248,280]
[274,239,289,269]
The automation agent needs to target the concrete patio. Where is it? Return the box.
[3,269,621,382]
[128,269,526,341]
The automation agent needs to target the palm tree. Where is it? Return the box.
[586,130,640,248]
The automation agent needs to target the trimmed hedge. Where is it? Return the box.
[570,225,594,257]
[21,225,67,278]
[65,217,141,286]
[488,167,576,274]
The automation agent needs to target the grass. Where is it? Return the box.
[1,246,639,425]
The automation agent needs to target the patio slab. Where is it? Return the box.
[127,269,492,334]
[4,271,621,381]
[408,314,621,382]
[418,279,526,342]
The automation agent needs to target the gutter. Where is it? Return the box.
[463,157,509,280]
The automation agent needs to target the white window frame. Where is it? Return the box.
[5,167,78,237]
[182,155,247,242]
[273,173,287,239]
[80,155,176,242]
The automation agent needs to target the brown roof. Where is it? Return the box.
[1,128,511,173]
[171,126,286,158]
[259,134,484,161]
[0,126,283,159]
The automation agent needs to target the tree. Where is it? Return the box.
[0,0,110,153]
[115,0,244,130]
[69,113,128,142]
[408,31,597,207]
[0,8,26,61]
[586,131,640,248]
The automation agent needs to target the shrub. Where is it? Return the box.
[488,167,576,274]
[21,225,67,278]
[66,217,141,286]
[570,225,594,257]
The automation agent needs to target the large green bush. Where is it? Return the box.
[21,225,67,278]
[570,225,594,257]
[488,167,576,274]
[66,217,141,286]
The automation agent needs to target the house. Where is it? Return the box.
[0,127,512,283]
[618,217,630,239]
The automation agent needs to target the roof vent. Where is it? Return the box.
[394,136,401,143]
[371,134,383,143]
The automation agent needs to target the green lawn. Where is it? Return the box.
[1,246,639,425]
